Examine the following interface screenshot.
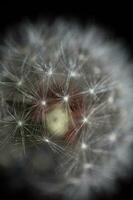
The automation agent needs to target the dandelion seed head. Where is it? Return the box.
[0,20,133,200]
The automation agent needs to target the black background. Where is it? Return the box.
[0,2,133,200]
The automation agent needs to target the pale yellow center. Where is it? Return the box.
[46,104,70,137]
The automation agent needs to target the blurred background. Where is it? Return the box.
[0,2,132,200]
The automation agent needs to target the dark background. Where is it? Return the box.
[0,2,133,200]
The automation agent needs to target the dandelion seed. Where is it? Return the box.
[70,71,78,78]
[17,120,24,127]
[82,117,88,124]
[17,80,23,86]
[81,142,87,150]
[63,95,69,102]
[108,96,114,104]
[89,88,95,95]
[47,68,53,76]
[108,133,117,142]
[44,138,50,143]
[41,100,46,106]
[83,163,93,170]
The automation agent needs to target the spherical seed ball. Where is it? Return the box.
[0,20,133,200]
